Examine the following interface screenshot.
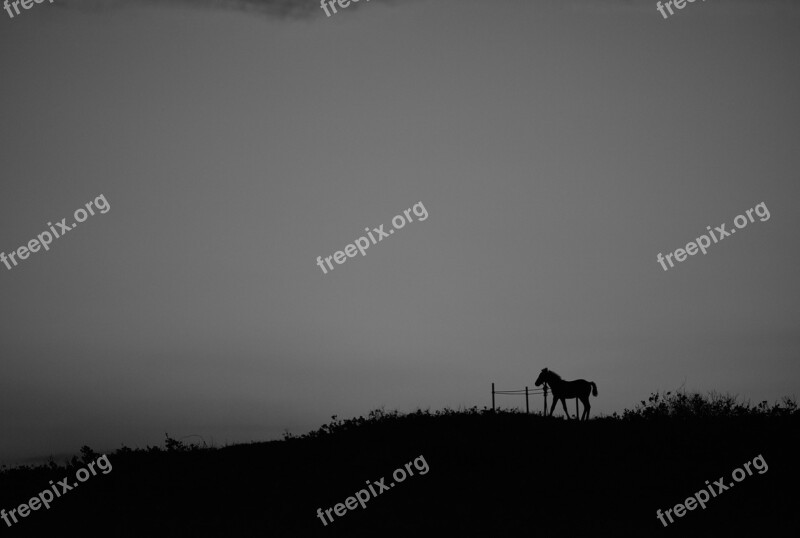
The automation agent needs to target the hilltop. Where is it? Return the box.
[1,392,798,537]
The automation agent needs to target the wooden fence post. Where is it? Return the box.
[543,384,548,416]
[491,382,495,411]
[525,386,529,414]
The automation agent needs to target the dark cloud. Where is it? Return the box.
[60,0,403,18]
[60,0,800,18]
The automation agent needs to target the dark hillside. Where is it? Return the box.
[1,394,798,537]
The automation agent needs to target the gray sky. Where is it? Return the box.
[1,0,799,464]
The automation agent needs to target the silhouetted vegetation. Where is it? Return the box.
[621,390,797,420]
[1,393,798,536]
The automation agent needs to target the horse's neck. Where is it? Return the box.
[547,377,564,392]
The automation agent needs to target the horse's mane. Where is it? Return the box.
[547,369,562,381]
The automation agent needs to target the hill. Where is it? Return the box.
[1,392,798,537]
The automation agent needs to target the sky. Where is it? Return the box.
[1,0,799,465]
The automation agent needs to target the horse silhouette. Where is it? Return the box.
[534,368,598,420]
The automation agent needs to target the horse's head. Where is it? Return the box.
[534,368,549,387]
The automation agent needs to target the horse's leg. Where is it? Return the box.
[581,396,590,420]
[549,397,559,417]
[560,398,571,419]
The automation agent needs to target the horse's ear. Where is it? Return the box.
[542,368,548,372]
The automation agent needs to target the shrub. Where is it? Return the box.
[622,390,798,420]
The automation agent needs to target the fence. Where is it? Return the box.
[491,382,580,417]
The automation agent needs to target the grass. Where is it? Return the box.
[1,391,798,536]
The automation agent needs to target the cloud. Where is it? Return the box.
[60,0,403,19]
[57,0,800,20]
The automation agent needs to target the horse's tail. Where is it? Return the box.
[590,381,598,397]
